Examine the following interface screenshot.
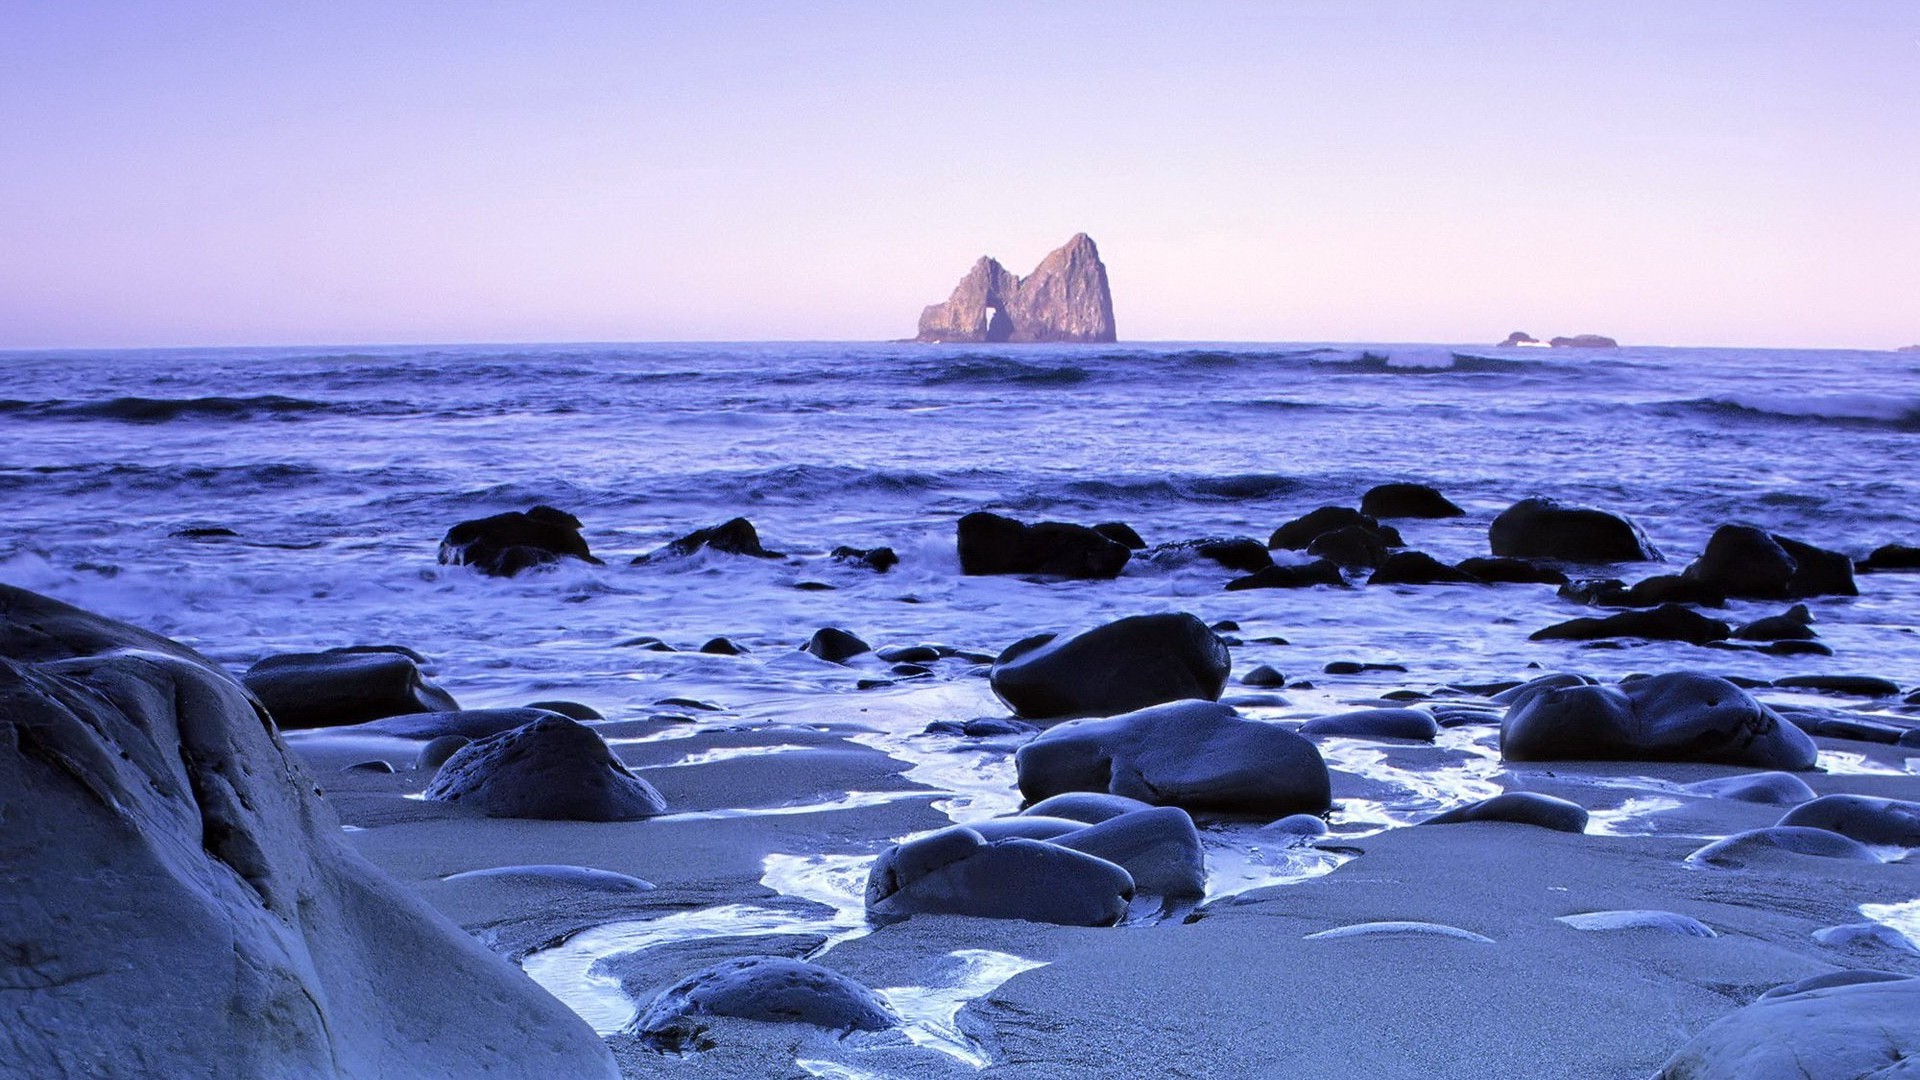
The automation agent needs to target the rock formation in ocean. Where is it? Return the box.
[1499,331,1540,346]
[1549,334,1619,348]
[0,584,617,1078]
[915,233,1117,343]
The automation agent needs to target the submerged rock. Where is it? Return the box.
[424,714,667,821]
[0,584,617,1078]
[1368,551,1480,586]
[1423,792,1588,833]
[915,233,1116,344]
[1733,603,1816,641]
[1269,506,1402,550]
[1360,482,1464,519]
[1657,976,1920,1079]
[802,627,871,664]
[633,517,783,563]
[1859,542,1920,572]
[1682,524,1857,599]
[1224,560,1347,590]
[1306,525,1397,569]
[865,826,1133,926]
[957,511,1131,579]
[1456,557,1568,585]
[634,956,897,1038]
[1144,536,1273,573]
[242,647,459,729]
[1015,699,1332,816]
[830,544,898,572]
[1501,671,1818,770]
[990,612,1230,720]
[1530,604,1731,645]
[439,504,600,577]
[1489,497,1661,563]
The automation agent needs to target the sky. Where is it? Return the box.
[1,1,1915,349]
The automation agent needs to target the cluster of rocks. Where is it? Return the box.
[1498,331,1620,348]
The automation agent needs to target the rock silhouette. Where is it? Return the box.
[916,233,1116,343]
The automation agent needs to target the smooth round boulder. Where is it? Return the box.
[956,511,1130,579]
[414,735,471,771]
[1681,772,1816,805]
[1655,975,1920,1079]
[1777,795,1920,846]
[242,648,459,729]
[1684,826,1880,868]
[1021,792,1157,824]
[1488,497,1660,563]
[1733,604,1816,641]
[1015,699,1332,816]
[1860,542,1920,573]
[1300,708,1439,741]
[802,627,871,664]
[1501,672,1818,770]
[1051,806,1207,899]
[1361,482,1464,519]
[438,504,599,577]
[1306,525,1397,569]
[864,827,1134,926]
[1423,792,1588,833]
[424,715,667,821]
[1270,507,1403,550]
[1683,524,1858,600]
[989,613,1230,720]
[633,956,896,1037]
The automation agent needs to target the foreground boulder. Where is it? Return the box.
[1488,497,1660,563]
[1501,672,1817,770]
[1682,524,1857,599]
[1015,699,1332,816]
[957,511,1131,579]
[0,585,617,1078]
[914,233,1116,343]
[242,647,458,729]
[1656,976,1920,1079]
[438,504,600,577]
[424,714,667,821]
[990,612,1230,719]
[635,956,897,1039]
[865,826,1133,926]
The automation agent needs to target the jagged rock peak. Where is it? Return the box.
[916,233,1116,343]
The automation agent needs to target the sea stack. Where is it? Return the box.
[1549,333,1619,348]
[916,233,1116,343]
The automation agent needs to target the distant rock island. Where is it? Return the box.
[916,233,1116,343]
[1899,344,1920,352]
[1499,331,1618,348]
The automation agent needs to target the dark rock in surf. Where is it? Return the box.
[1145,537,1273,573]
[989,612,1229,719]
[172,526,239,539]
[423,714,667,821]
[242,648,459,729]
[914,233,1117,344]
[1734,604,1817,641]
[802,627,871,664]
[1549,334,1618,348]
[1368,550,1480,586]
[957,511,1130,579]
[830,545,899,572]
[1499,331,1540,347]
[635,956,897,1038]
[0,584,617,1078]
[1456,557,1568,585]
[1360,482,1464,519]
[1225,560,1347,591]
[1241,664,1287,688]
[1323,660,1408,675]
[1092,522,1147,549]
[1015,699,1332,816]
[1501,671,1817,770]
[1300,708,1439,740]
[865,827,1132,926]
[1777,795,1920,846]
[634,517,783,563]
[1558,575,1725,608]
[1530,604,1730,645]
[1423,792,1589,833]
[699,637,745,655]
[439,504,600,577]
[1773,674,1903,697]
[1307,525,1397,569]
[1489,498,1660,563]
[1859,542,1920,573]
[1683,524,1857,600]
[1269,506,1403,550]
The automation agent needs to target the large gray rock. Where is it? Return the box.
[1488,497,1661,563]
[633,956,896,1046]
[424,714,667,821]
[915,233,1116,343]
[864,826,1134,926]
[242,647,459,729]
[1015,699,1331,816]
[1657,976,1920,1079]
[1683,524,1858,599]
[0,585,616,1078]
[991,612,1230,719]
[1777,794,1920,846]
[1501,672,1818,770]
[957,511,1131,579]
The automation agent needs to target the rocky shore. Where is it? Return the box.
[8,481,1918,1079]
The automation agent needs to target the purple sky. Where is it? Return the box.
[2,2,1914,348]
